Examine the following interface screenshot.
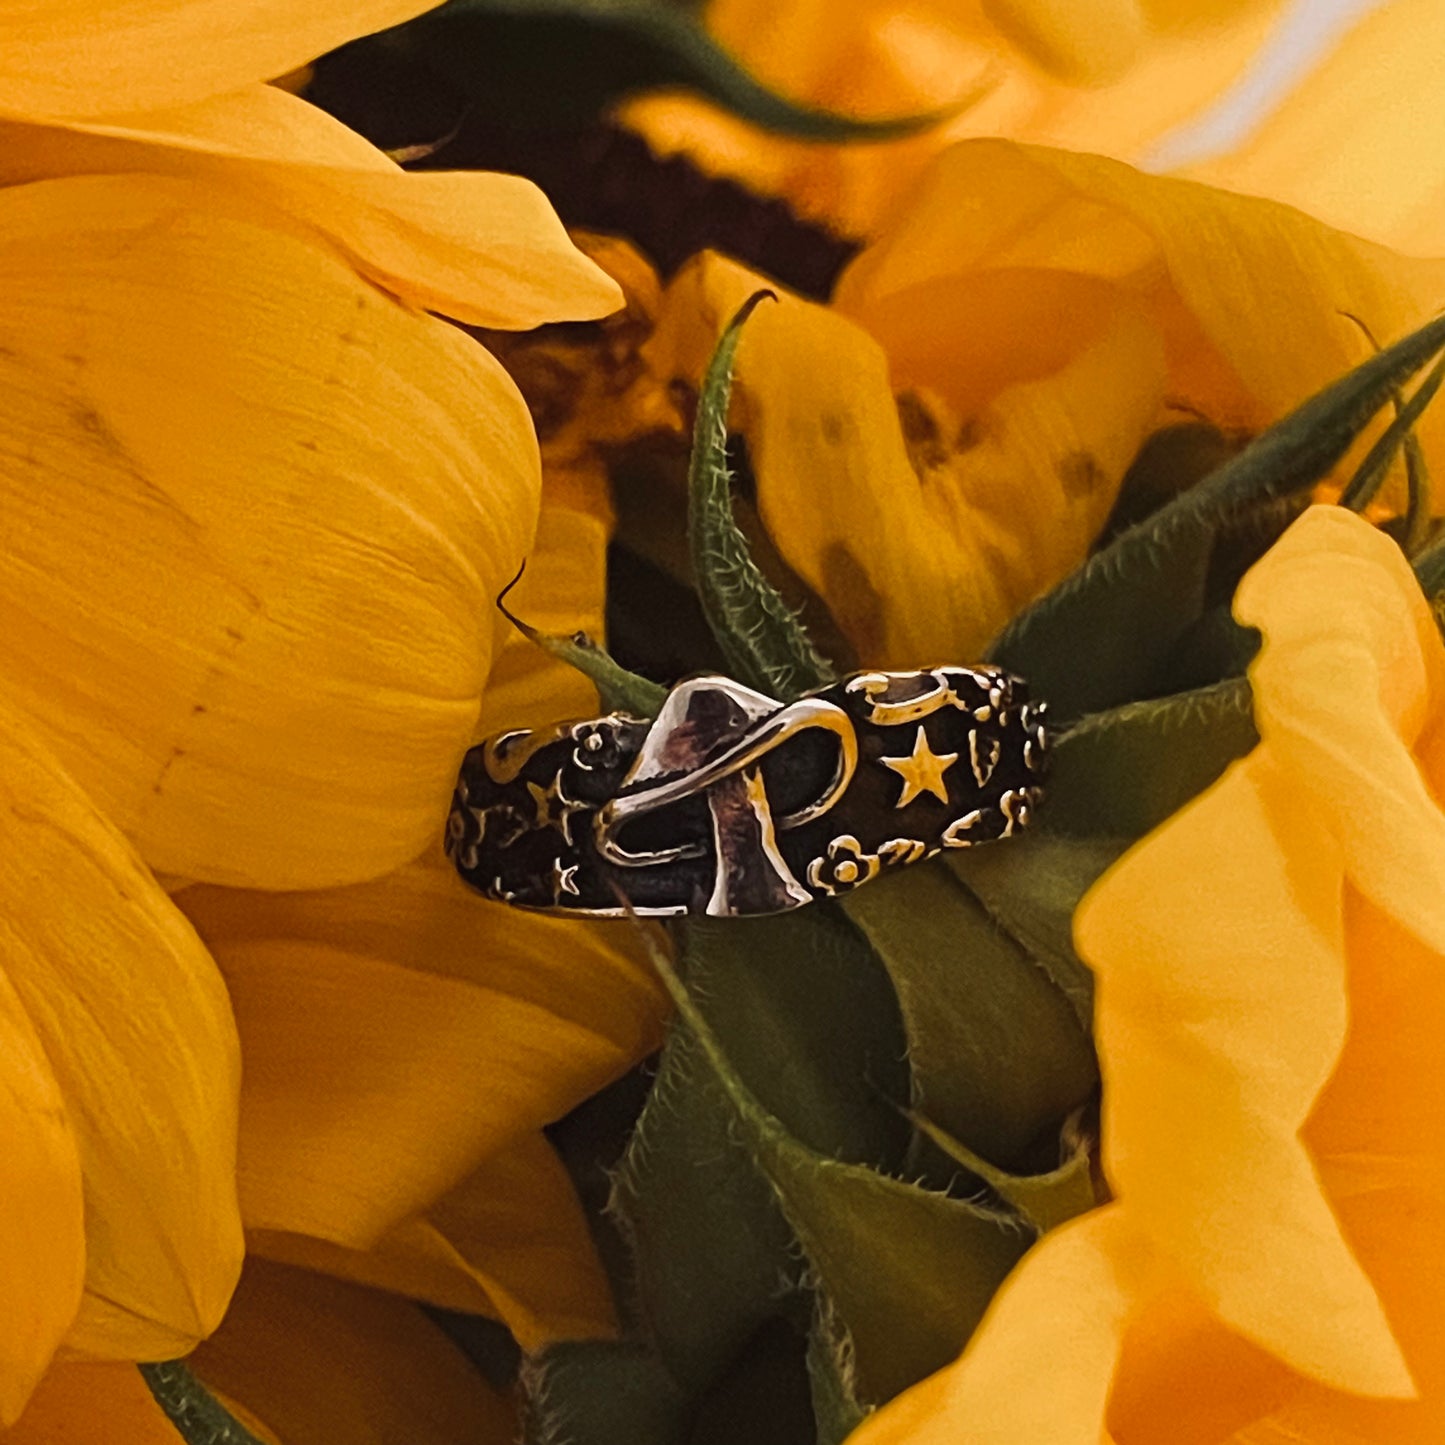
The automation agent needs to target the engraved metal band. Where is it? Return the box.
[447,666,1047,917]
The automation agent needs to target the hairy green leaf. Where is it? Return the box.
[840,866,1097,1174]
[499,576,667,715]
[1044,678,1257,840]
[806,1313,867,1445]
[603,906,909,1416]
[905,1109,1098,1235]
[689,292,838,699]
[990,313,1445,720]
[946,834,1126,1028]
[526,1340,689,1445]
[646,936,1027,1408]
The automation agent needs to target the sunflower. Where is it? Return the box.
[0,0,669,1430]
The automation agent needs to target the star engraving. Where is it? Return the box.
[526,774,585,845]
[880,726,958,808]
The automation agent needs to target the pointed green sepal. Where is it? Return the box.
[904,1109,1098,1236]
[689,292,839,700]
[1338,353,1445,520]
[497,576,667,716]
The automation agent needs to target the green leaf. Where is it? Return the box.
[359,0,964,137]
[646,934,1028,1408]
[905,1109,1097,1235]
[139,1362,268,1445]
[689,293,838,699]
[1043,678,1257,841]
[1093,420,1246,547]
[1402,422,1432,557]
[526,1340,690,1445]
[990,312,1445,721]
[1338,353,1445,517]
[606,907,910,1403]
[946,834,1127,1028]
[499,578,667,715]
[1414,530,1445,605]
[840,866,1097,1173]
[806,1313,867,1445]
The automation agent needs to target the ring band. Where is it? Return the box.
[447,666,1047,917]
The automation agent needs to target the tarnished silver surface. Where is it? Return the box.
[447,668,1046,917]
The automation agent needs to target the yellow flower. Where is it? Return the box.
[646,142,1445,665]
[620,0,1287,237]
[0,0,646,1425]
[847,505,1445,1442]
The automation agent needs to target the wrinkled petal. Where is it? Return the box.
[0,971,83,1426]
[1237,888,1445,1444]
[0,1,445,120]
[849,1208,1142,1445]
[1076,745,1411,1396]
[0,86,622,328]
[179,855,665,1251]
[1236,506,1445,956]
[0,697,242,1365]
[5,1362,184,1445]
[189,1261,516,1445]
[646,250,1162,662]
[838,140,1445,446]
[1186,0,1445,256]
[1106,1290,1301,1445]
[0,172,539,889]
[250,1132,617,1350]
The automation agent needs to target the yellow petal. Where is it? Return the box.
[0,2,446,120]
[0,86,621,328]
[647,250,1162,663]
[1235,506,1445,957]
[0,172,540,889]
[1186,0,1445,257]
[179,854,665,1251]
[0,970,83,1427]
[5,1362,183,1445]
[0,697,242,1365]
[189,1260,516,1445]
[838,140,1445,443]
[982,0,1147,83]
[847,1208,1143,1445]
[1076,747,1411,1396]
[250,1132,618,1350]
[1106,1290,1299,1445]
[1250,889,1445,1444]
